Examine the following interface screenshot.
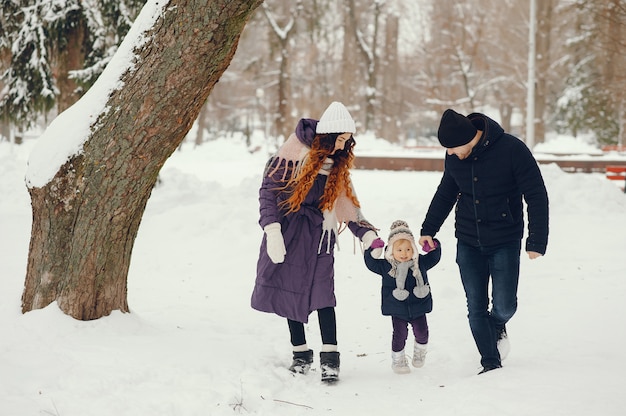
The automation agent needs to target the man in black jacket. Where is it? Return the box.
[419,109,549,375]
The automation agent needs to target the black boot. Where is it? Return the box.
[320,351,340,383]
[289,349,314,374]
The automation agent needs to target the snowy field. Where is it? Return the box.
[1,134,626,416]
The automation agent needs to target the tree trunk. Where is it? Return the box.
[381,13,399,143]
[195,100,209,146]
[22,0,263,320]
[534,0,553,145]
[276,42,290,139]
[603,0,626,146]
[346,0,381,132]
[342,0,362,114]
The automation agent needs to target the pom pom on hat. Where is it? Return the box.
[437,108,477,148]
[316,101,356,134]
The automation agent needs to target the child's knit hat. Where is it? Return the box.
[384,220,419,264]
[316,101,356,134]
[384,220,430,300]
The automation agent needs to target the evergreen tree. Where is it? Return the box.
[555,0,625,145]
[72,0,145,90]
[0,0,145,129]
[1,1,56,129]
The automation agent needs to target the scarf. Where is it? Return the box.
[266,133,376,254]
[388,258,430,300]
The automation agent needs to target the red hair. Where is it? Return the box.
[281,134,360,214]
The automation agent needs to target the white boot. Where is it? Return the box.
[412,343,427,368]
[391,350,411,374]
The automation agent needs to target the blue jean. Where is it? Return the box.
[456,240,521,368]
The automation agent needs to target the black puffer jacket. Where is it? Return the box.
[420,113,549,254]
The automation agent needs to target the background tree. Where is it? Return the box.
[261,0,302,139]
[4,0,626,149]
[533,0,555,145]
[345,0,384,132]
[0,0,20,140]
[380,10,400,142]
[1,1,57,130]
[0,0,145,130]
[486,0,529,134]
[71,0,146,91]
[22,0,263,320]
[555,0,626,146]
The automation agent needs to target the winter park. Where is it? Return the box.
[2,1,626,416]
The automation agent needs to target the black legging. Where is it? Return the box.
[288,307,337,346]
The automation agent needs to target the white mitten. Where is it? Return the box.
[361,230,378,249]
[264,223,286,264]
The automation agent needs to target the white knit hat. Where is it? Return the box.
[384,220,419,264]
[316,101,356,134]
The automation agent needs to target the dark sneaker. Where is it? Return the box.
[478,364,502,375]
[320,351,340,383]
[497,326,510,360]
[289,349,314,374]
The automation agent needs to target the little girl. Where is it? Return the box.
[364,220,441,374]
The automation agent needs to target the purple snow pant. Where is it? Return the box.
[391,315,429,352]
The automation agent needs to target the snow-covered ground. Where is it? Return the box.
[1,134,625,416]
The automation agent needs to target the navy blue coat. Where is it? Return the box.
[420,113,549,254]
[364,243,441,320]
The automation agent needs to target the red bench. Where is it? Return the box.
[602,145,626,153]
[606,166,626,192]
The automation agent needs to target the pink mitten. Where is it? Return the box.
[370,238,384,258]
[371,238,385,249]
[422,240,438,253]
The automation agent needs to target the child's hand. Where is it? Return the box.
[418,235,436,254]
[422,240,438,253]
[370,237,384,258]
[371,238,385,249]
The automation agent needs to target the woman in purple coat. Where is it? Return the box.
[251,102,379,383]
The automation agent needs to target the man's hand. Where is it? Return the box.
[418,236,435,252]
[527,251,542,260]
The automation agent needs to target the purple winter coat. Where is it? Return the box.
[251,120,370,323]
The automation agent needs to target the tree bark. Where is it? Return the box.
[22,0,263,320]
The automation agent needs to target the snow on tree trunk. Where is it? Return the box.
[21,0,264,320]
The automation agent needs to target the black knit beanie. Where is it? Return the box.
[437,109,478,148]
